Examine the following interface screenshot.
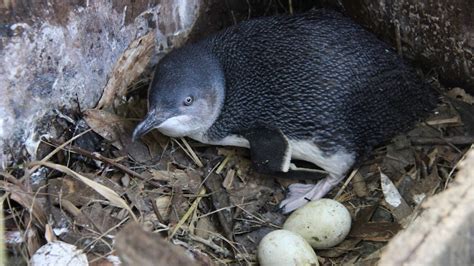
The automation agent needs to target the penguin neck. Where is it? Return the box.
[186,90,225,144]
[206,82,226,135]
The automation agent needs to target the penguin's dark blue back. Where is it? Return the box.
[201,9,437,159]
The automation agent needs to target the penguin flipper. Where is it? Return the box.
[241,126,291,173]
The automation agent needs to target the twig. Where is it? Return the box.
[198,160,222,191]
[205,230,251,264]
[334,169,358,200]
[196,202,252,219]
[410,136,474,145]
[394,20,402,56]
[44,139,147,180]
[188,234,231,257]
[29,161,137,221]
[168,188,206,239]
[352,170,368,197]
[235,205,280,229]
[82,216,129,252]
[0,194,7,266]
[215,155,230,174]
[151,198,165,224]
[0,172,23,187]
[180,138,203,167]
[172,138,203,167]
[444,145,473,190]
[0,181,47,228]
[25,129,92,179]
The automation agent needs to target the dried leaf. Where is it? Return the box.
[30,161,137,221]
[195,216,217,239]
[44,223,56,243]
[317,239,361,257]
[83,109,154,162]
[352,170,368,197]
[126,184,149,212]
[410,165,441,199]
[83,109,129,149]
[48,176,104,206]
[447,87,474,104]
[426,116,462,125]
[169,188,206,238]
[0,181,47,227]
[81,203,122,234]
[380,171,412,221]
[89,255,121,266]
[450,98,474,134]
[175,138,203,167]
[349,222,401,241]
[149,169,176,181]
[222,169,235,190]
[150,169,201,193]
[116,223,195,266]
[155,196,171,220]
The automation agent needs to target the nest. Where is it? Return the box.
[2,2,474,264]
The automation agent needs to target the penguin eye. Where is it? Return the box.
[183,96,193,106]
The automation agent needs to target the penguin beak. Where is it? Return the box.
[132,109,169,141]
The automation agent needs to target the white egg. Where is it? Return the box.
[283,199,352,249]
[258,229,319,266]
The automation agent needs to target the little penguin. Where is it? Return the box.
[132,9,438,213]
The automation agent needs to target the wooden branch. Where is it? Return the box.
[410,136,474,145]
[115,223,196,266]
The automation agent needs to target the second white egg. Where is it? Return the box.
[283,199,352,249]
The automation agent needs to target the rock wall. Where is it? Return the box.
[337,0,473,91]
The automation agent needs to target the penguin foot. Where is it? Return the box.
[279,175,345,213]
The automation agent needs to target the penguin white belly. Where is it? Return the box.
[289,140,355,176]
[190,133,354,176]
[189,133,250,148]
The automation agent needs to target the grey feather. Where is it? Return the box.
[134,8,438,171]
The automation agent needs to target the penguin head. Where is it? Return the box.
[133,45,225,141]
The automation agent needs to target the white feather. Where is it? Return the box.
[189,133,250,148]
[158,115,194,137]
[289,140,355,176]
[189,132,354,175]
